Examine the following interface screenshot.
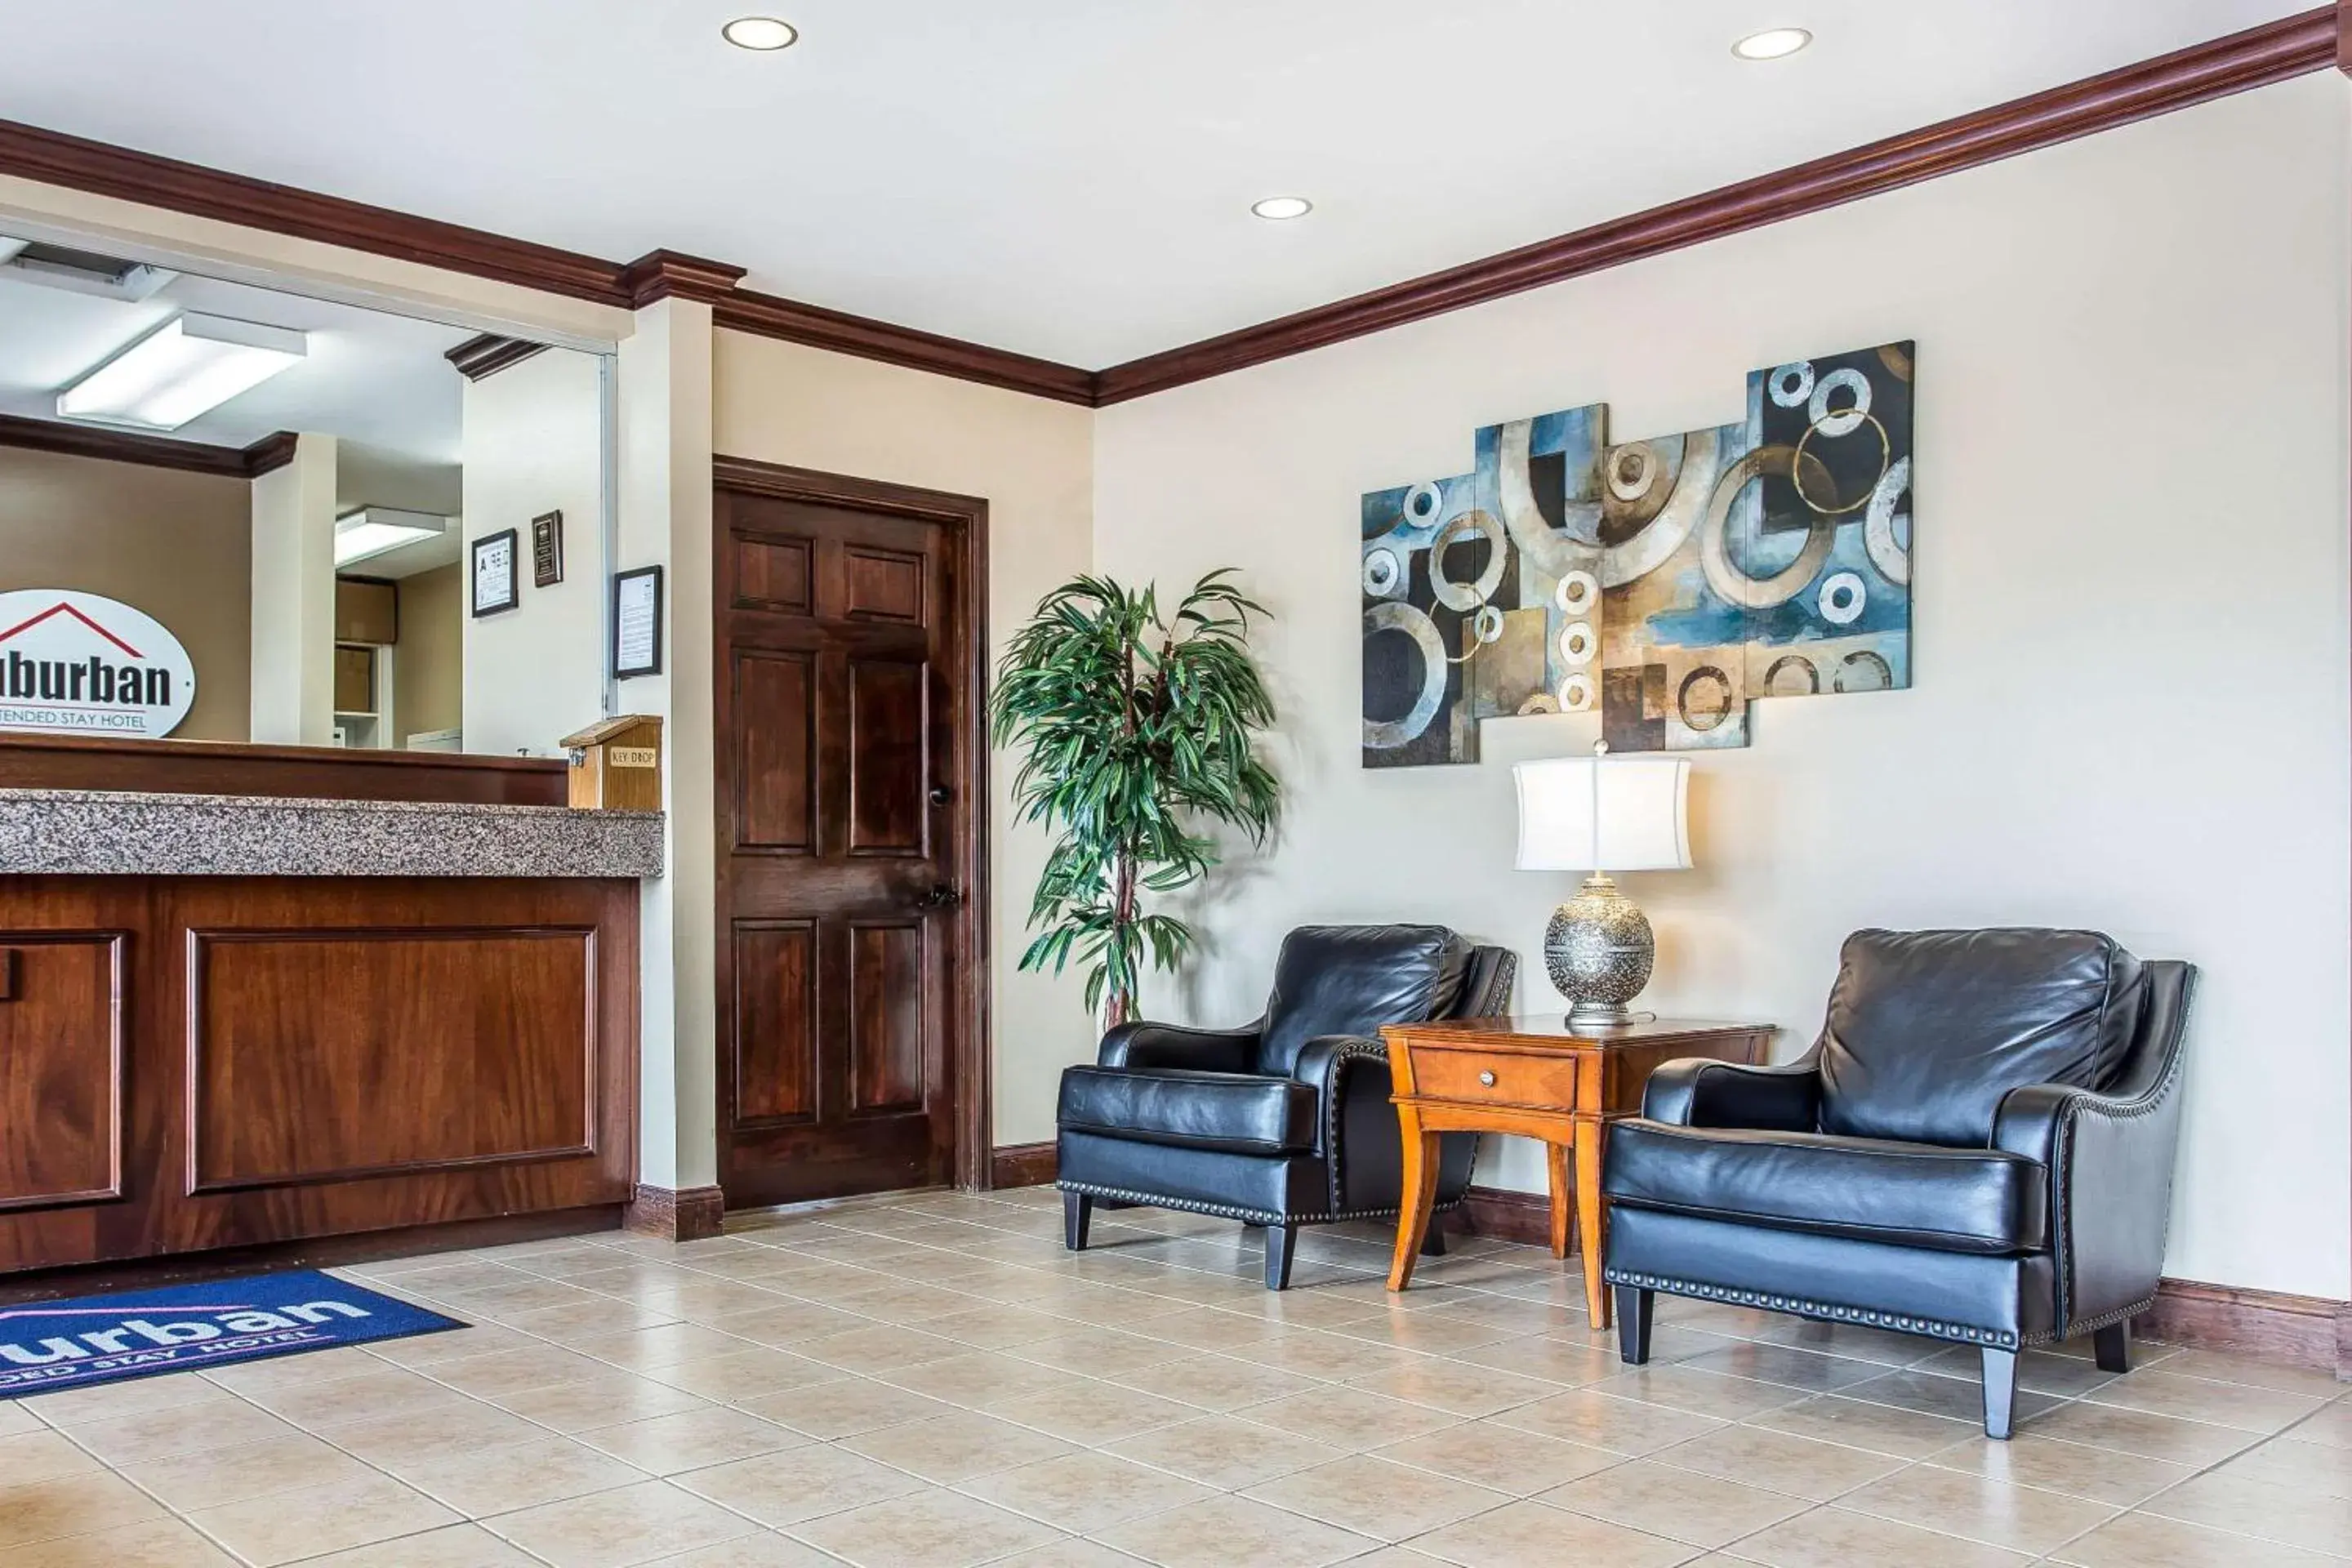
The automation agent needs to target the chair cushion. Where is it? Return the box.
[1058,1067,1318,1155]
[1603,1120,2048,1255]
[1256,924,1471,1077]
[1817,929,2147,1146]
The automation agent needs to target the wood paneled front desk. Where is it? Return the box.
[0,736,663,1277]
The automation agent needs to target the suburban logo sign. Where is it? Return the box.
[0,588,195,738]
[0,1271,460,1398]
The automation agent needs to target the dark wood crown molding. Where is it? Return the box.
[445,333,550,381]
[0,9,2328,409]
[713,287,1098,406]
[620,249,750,308]
[1093,7,2335,403]
[0,411,298,479]
[0,115,633,306]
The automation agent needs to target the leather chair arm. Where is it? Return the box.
[1291,1034,1410,1210]
[1098,1018,1261,1073]
[1643,1051,1822,1130]
[1989,968,2195,1332]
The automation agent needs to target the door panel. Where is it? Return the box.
[0,933,125,1212]
[731,920,817,1126]
[849,920,926,1114]
[733,650,817,853]
[847,656,928,856]
[715,476,975,1208]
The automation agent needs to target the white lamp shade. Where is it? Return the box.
[1514,755,1691,872]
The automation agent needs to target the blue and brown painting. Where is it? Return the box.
[1360,341,1913,764]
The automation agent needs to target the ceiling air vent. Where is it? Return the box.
[0,238,178,302]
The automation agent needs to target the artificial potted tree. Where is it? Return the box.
[990,568,1280,1027]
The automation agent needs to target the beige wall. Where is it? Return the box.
[713,332,1098,1147]
[0,444,252,741]
[1094,76,2352,1300]
[394,563,461,744]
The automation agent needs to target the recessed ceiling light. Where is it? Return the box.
[722,16,799,51]
[1251,196,1313,221]
[334,508,448,568]
[57,314,307,431]
[1731,26,1811,60]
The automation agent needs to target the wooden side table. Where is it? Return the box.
[1383,1015,1772,1325]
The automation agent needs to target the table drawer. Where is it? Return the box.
[1410,1049,1579,1112]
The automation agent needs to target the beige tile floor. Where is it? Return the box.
[1,1185,2346,1566]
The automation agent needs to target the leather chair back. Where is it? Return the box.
[1817,929,2149,1147]
[1254,924,1472,1076]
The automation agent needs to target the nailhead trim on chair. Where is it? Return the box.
[1602,1267,2027,1349]
[1322,1040,1392,1214]
[1055,1179,1463,1229]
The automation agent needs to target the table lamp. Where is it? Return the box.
[1512,746,1690,1026]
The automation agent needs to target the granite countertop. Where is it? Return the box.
[0,789,666,879]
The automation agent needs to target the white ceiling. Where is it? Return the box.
[0,1,2308,367]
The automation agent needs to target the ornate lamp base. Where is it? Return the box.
[1544,873,1655,1027]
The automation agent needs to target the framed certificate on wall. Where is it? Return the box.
[471,528,520,617]
[612,564,663,678]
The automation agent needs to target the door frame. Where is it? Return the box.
[710,454,993,1193]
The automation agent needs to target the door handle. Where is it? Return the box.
[920,883,964,909]
[929,785,952,806]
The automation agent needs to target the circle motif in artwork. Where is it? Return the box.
[1678,666,1735,732]
[1835,650,1895,693]
[1701,445,1837,608]
[1807,367,1873,436]
[1517,693,1561,715]
[1817,571,1867,626]
[1557,621,1597,667]
[1428,507,1508,612]
[1361,547,1401,599]
[1362,601,1450,749]
[1403,482,1445,528]
[1865,456,1913,586]
[1792,410,1889,517]
[1770,363,1815,408]
[1559,672,1596,712]
[1606,443,1658,501]
[1556,569,1601,617]
[1472,604,1506,644]
[1763,653,1820,695]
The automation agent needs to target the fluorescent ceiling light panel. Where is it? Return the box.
[0,237,28,265]
[57,313,307,430]
[334,507,447,568]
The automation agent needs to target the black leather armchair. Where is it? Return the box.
[1056,924,1516,1289]
[1601,928,2196,1439]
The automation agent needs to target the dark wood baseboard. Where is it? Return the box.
[990,1142,1058,1189]
[1461,1184,1556,1248]
[2138,1277,2352,1378]
[0,1206,622,1305]
[1466,1185,2350,1379]
[625,1183,727,1241]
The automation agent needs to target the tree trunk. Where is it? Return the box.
[1106,848,1138,1028]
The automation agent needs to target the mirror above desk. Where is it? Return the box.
[0,224,620,765]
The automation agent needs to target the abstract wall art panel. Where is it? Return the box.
[1360,341,1913,765]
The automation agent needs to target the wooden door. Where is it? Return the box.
[715,465,983,1208]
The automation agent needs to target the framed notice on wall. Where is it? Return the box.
[612,565,663,679]
[532,510,564,587]
[471,528,520,617]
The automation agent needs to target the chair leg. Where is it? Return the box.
[1263,1224,1298,1290]
[1062,1191,1092,1252]
[1615,1286,1653,1365]
[1419,1221,1448,1258]
[2092,1322,2131,1374]
[1981,1347,2019,1440]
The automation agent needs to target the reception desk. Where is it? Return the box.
[0,737,660,1276]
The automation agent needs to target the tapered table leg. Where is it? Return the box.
[1545,1140,1572,1259]
[1573,1115,1611,1327]
[1388,1110,1441,1291]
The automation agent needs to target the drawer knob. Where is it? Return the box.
[1478,1070,1497,1087]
